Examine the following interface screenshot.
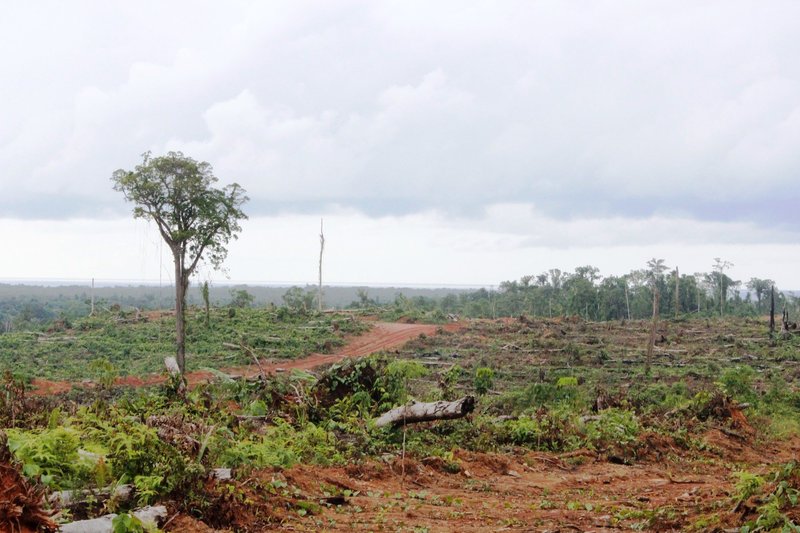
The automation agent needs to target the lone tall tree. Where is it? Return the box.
[112,152,248,373]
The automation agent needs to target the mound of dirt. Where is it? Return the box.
[636,431,680,461]
[166,514,223,532]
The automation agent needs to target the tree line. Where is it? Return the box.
[375,260,798,321]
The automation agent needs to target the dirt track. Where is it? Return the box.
[30,321,451,395]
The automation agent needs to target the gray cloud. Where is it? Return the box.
[2,1,799,240]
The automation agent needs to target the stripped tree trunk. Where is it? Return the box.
[624,281,631,320]
[674,267,680,318]
[646,288,660,372]
[769,285,775,337]
[318,219,325,312]
[374,396,475,428]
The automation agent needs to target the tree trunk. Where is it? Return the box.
[769,285,775,336]
[173,250,187,374]
[373,396,475,428]
[674,267,680,318]
[782,306,791,339]
[646,288,660,371]
[318,219,325,312]
[624,281,631,320]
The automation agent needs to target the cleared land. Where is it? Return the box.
[2,313,800,532]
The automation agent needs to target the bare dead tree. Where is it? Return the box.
[318,218,325,312]
[674,267,680,318]
[782,306,791,339]
[769,285,775,337]
[713,257,733,317]
[646,288,660,372]
[624,277,631,320]
[646,258,667,372]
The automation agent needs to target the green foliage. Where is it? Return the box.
[583,409,640,459]
[733,470,765,504]
[229,289,254,309]
[0,308,362,380]
[89,358,120,390]
[556,376,578,388]
[379,360,429,406]
[740,462,800,532]
[282,287,316,312]
[111,512,145,533]
[111,151,248,272]
[133,475,164,506]
[439,365,463,401]
[503,408,582,452]
[6,426,94,488]
[718,365,757,403]
[473,367,495,396]
[220,419,343,469]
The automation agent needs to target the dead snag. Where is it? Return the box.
[769,285,775,337]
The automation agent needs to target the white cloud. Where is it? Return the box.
[0,0,799,287]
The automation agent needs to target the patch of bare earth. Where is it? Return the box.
[164,433,800,532]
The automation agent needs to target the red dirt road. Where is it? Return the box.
[30,321,452,395]
[223,321,450,377]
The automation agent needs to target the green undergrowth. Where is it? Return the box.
[0,307,366,380]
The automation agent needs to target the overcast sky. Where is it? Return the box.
[2,1,799,288]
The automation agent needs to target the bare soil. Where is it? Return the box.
[166,431,800,532]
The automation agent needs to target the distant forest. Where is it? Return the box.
[1,261,797,331]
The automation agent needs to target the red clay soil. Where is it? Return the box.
[31,322,456,396]
[165,433,800,532]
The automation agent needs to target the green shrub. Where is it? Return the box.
[718,365,757,403]
[6,427,94,488]
[221,419,343,469]
[502,408,582,452]
[379,360,429,406]
[583,408,640,459]
[474,367,495,396]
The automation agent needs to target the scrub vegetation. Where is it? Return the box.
[2,293,800,530]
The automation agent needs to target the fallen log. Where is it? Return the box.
[373,396,475,428]
[59,505,167,533]
[49,485,132,507]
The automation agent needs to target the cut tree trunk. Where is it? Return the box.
[164,357,186,395]
[373,396,475,428]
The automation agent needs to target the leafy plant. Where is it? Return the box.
[111,512,145,533]
[718,365,757,403]
[474,367,495,396]
[6,427,94,488]
[583,409,640,459]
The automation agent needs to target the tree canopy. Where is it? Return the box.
[112,151,248,273]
